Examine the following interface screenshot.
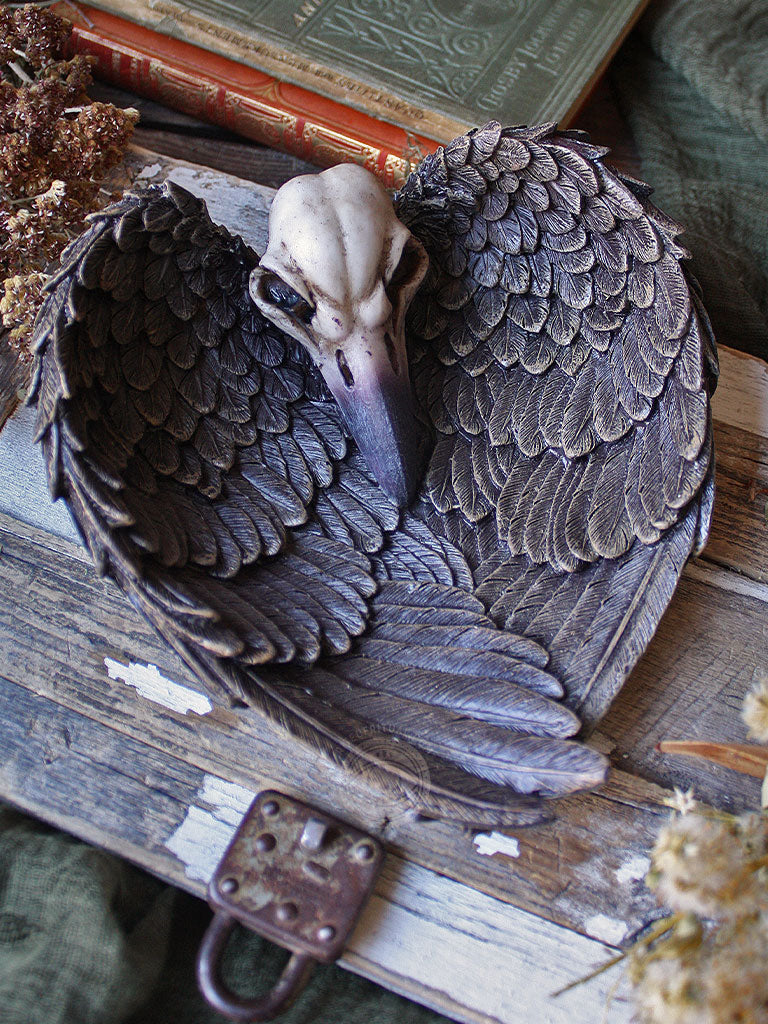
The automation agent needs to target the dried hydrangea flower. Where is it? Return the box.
[648,812,767,920]
[1,271,46,355]
[0,5,137,363]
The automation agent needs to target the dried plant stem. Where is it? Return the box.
[551,915,683,998]
[7,59,33,83]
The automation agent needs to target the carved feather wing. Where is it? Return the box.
[31,128,717,826]
[32,180,608,827]
[396,121,717,716]
[32,184,388,668]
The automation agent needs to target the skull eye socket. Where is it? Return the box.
[385,238,427,305]
[264,276,314,324]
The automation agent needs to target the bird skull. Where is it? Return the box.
[249,164,429,507]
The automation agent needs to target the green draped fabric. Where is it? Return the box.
[1,2,766,1022]
[0,806,448,1024]
[610,0,768,360]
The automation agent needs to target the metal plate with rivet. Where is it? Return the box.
[208,789,383,962]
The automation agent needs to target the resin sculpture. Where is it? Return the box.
[31,123,717,825]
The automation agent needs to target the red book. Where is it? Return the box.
[60,3,442,188]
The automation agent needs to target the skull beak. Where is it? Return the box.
[322,332,428,508]
[248,173,430,508]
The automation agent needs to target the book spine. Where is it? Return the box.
[67,23,421,189]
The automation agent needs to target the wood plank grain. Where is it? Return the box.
[711,347,768,439]
[0,484,762,937]
[6,148,767,597]
[0,292,765,943]
[705,346,768,582]
[0,333,26,430]
[0,506,666,947]
[599,566,767,812]
[0,674,632,1024]
[133,128,318,189]
[705,421,768,584]
[1,122,758,1024]
[3,372,766,829]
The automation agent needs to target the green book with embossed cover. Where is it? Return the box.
[80,0,649,145]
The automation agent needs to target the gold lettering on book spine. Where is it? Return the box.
[71,25,413,188]
[294,0,325,28]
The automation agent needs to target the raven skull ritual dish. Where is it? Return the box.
[30,123,717,827]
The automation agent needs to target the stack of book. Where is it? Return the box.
[59,0,649,187]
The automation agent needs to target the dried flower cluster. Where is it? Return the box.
[0,5,138,361]
[743,672,768,809]
[743,673,768,744]
[0,270,47,352]
[565,675,768,1022]
[629,795,768,1024]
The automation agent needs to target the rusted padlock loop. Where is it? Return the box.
[196,911,315,1023]
[195,791,382,1022]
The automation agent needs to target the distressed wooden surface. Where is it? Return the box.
[0,672,632,1023]
[0,499,673,939]
[0,333,26,430]
[1,84,766,1022]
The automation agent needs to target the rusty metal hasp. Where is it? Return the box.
[196,789,383,1021]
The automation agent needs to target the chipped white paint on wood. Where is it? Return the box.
[349,861,632,1024]
[135,161,163,179]
[164,773,631,1024]
[685,560,768,604]
[105,657,213,716]
[614,854,650,887]
[166,806,237,883]
[165,772,255,882]
[472,831,521,858]
[712,347,768,439]
[584,913,629,946]
[5,150,759,1024]
[198,774,257,825]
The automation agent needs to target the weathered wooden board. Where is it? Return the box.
[705,422,768,584]
[1,144,766,1024]
[596,347,768,807]
[0,504,670,940]
[599,565,768,810]
[0,672,632,1023]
